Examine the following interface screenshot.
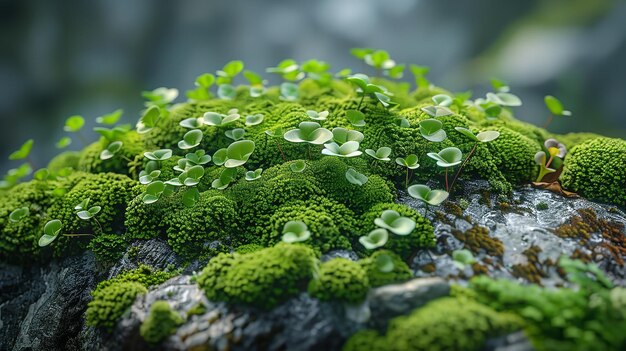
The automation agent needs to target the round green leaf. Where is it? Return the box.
[374,210,416,236]
[346,110,366,127]
[245,114,264,126]
[178,129,203,150]
[289,160,306,172]
[9,139,34,160]
[64,115,85,132]
[345,167,368,186]
[9,207,29,222]
[359,228,389,250]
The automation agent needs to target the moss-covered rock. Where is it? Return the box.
[87,233,128,263]
[561,137,626,207]
[78,132,145,176]
[86,281,147,330]
[359,250,412,287]
[308,257,370,304]
[91,264,177,297]
[140,301,183,344]
[47,151,81,173]
[197,243,317,308]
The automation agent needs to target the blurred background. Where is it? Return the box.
[1,0,625,174]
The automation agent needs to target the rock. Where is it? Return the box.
[367,277,450,329]
[109,239,182,278]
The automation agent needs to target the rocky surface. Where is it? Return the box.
[1,181,624,350]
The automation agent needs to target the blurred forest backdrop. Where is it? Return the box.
[1,0,625,174]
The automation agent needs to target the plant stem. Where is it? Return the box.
[543,114,554,129]
[445,168,449,192]
[121,155,133,163]
[307,144,311,160]
[275,140,287,162]
[357,95,365,110]
[63,233,94,237]
[93,218,103,234]
[405,169,409,189]
[450,142,478,192]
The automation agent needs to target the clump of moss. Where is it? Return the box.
[86,281,147,330]
[87,233,128,263]
[359,250,412,287]
[308,258,370,304]
[536,202,549,210]
[196,243,317,308]
[140,301,184,345]
[78,132,145,176]
[92,264,177,297]
[452,225,504,257]
[561,137,626,207]
[358,203,435,259]
[265,196,356,252]
[47,151,81,173]
[342,330,385,351]
[343,297,522,351]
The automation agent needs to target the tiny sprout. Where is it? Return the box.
[212,140,255,168]
[534,151,556,183]
[346,74,396,109]
[490,78,510,93]
[280,82,299,101]
[182,187,200,208]
[9,139,34,160]
[216,60,244,85]
[179,165,205,186]
[374,253,395,273]
[217,84,236,100]
[544,96,571,129]
[410,64,431,89]
[225,128,245,141]
[142,87,178,106]
[345,167,368,186]
[185,150,211,165]
[96,109,123,125]
[211,168,237,190]
[144,149,172,161]
[486,92,521,107]
[331,128,364,144]
[544,138,567,158]
[365,147,392,161]
[38,219,63,247]
[419,119,447,142]
[9,207,29,222]
[452,249,476,269]
[139,170,161,184]
[346,110,366,127]
[77,204,101,220]
[245,168,263,181]
[264,127,284,138]
[93,125,131,141]
[432,94,453,107]
[179,117,203,129]
[136,106,161,134]
[427,147,463,168]
[178,129,203,150]
[396,117,410,128]
[307,110,329,121]
[64,115,85,132]
[243,70,266,97]
[322,141,362,158]
[407,184,449,206]
[203,110,241,126]
[284,122,333,145]
[421,94,453,117]
[289,160,306,173]
[454,127,500,143]
[281,220,311,243]
[245,114,264,126]
[266,59,304,81]
[99,141,123,160]
[363,49,396,70]
[395,154,420,169]
[195,73,215,88]
[374,210,416,236]
[142,181,166,204]
[359,228,389,250]
[56,137,71,149]
[33,168,49,181]
[335,68,352,78]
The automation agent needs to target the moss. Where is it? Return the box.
[359,250,412,287]
[345,297,521,351]
[86,281,147,330]
[92,264,177,297]
[78,132,145,176]
[234,243,264,254]
[265,196,356,252]
[47,151,81,173]
[342,330,385,351]
[452,225,504,257]
[309,257,369,304]
[164,190,238,258]
[140,301,184,344]
[87,233,128,263]
[536,202,549,210]
[511,246,550,284]
[196,243,317,308]
[186,302,207,317]
[552,132,604,150]
[358,203,435,259]
[561,137,626,207]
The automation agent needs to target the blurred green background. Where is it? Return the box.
[1,0,625,174]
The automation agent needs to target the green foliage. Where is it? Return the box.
[140,301,184,344]
[87,233,128,262]
[47,151,81,173]
[358,203,435,259]
[308,258,370,304]
[86,282,147,330]
[91,264,177,297]
[359,250,411,287]
[561,137,626,207]
[343,297,522,351]
[196,243,317,308]
[78,132,145,176]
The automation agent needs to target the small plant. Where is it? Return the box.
[186,73,215,101]
[284,122,332,145]
[421,94,453,117]
[211,168,237,190]
[543,95,571,129]
[322,141,362,158]
[56,137,71,149]
[75,198,103,233]
[306,110,328,121]
[281,220,311,243]
[203,109,241,126]
[359,228,389,250]
[225,128,245,141]
[289,160,306,172]
[280,82,299,101]
[345,167,368,186]
[142,181,167,204]
[330,128,364,144]
[365,146,392,161]
[166,165,205,186]
[177,129,204,150]
[99,141,123,160]
[96,109,123,125]
[395,154,420,188]
[448,128,500,191]
[9,207,29,222]
[452,249,476,269]
[407,184,449,206]
[9,139,34,161]
[418,119,447,142]
[245,114,264,126]
[142,87,178,108]
[139,170,161,185]
[351,48,403,79]
[212,140,255,168]
[534,138,567,182]
[179,117,203,129]
[38,219,64,247]
[243,70,266,97]
[427,147,463,192]
[245,168,263,181]
[266,59,304,81]
[345,110,366,127]
[136,106,161,134]
[185,150,211,166]
[374,210,416,236]
[346,73,396,109]
[216,60,244,85]
[144,149,172,161]
[265,127,286,162]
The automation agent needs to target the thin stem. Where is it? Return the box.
[357,95,365,110]
[92,217,103,234]
[545,154,555,168]
[63,233,94,237]
[450,142,478,192]
[307,144,312,160]
[543,114,554,129]
[121,155,133,163]
[405,168,409,189]
[445,168,450,192]
[275,140,286,162]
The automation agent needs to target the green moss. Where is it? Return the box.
[359,250,412,287]
[358,203,435,259]
[78,132,145,176]
[344,297,522,351]
[140,300,184,344]
[196,243,317,308]
[164,191,238,258]
[265,196,356,252]
[92,264,177,297]
[551,132,604,150]
[87,233,128,263]
[342,330,385,351]
[47,151,81,173]
[308,258,370,304]
[561,137,626,207]
[86,281,147,330]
